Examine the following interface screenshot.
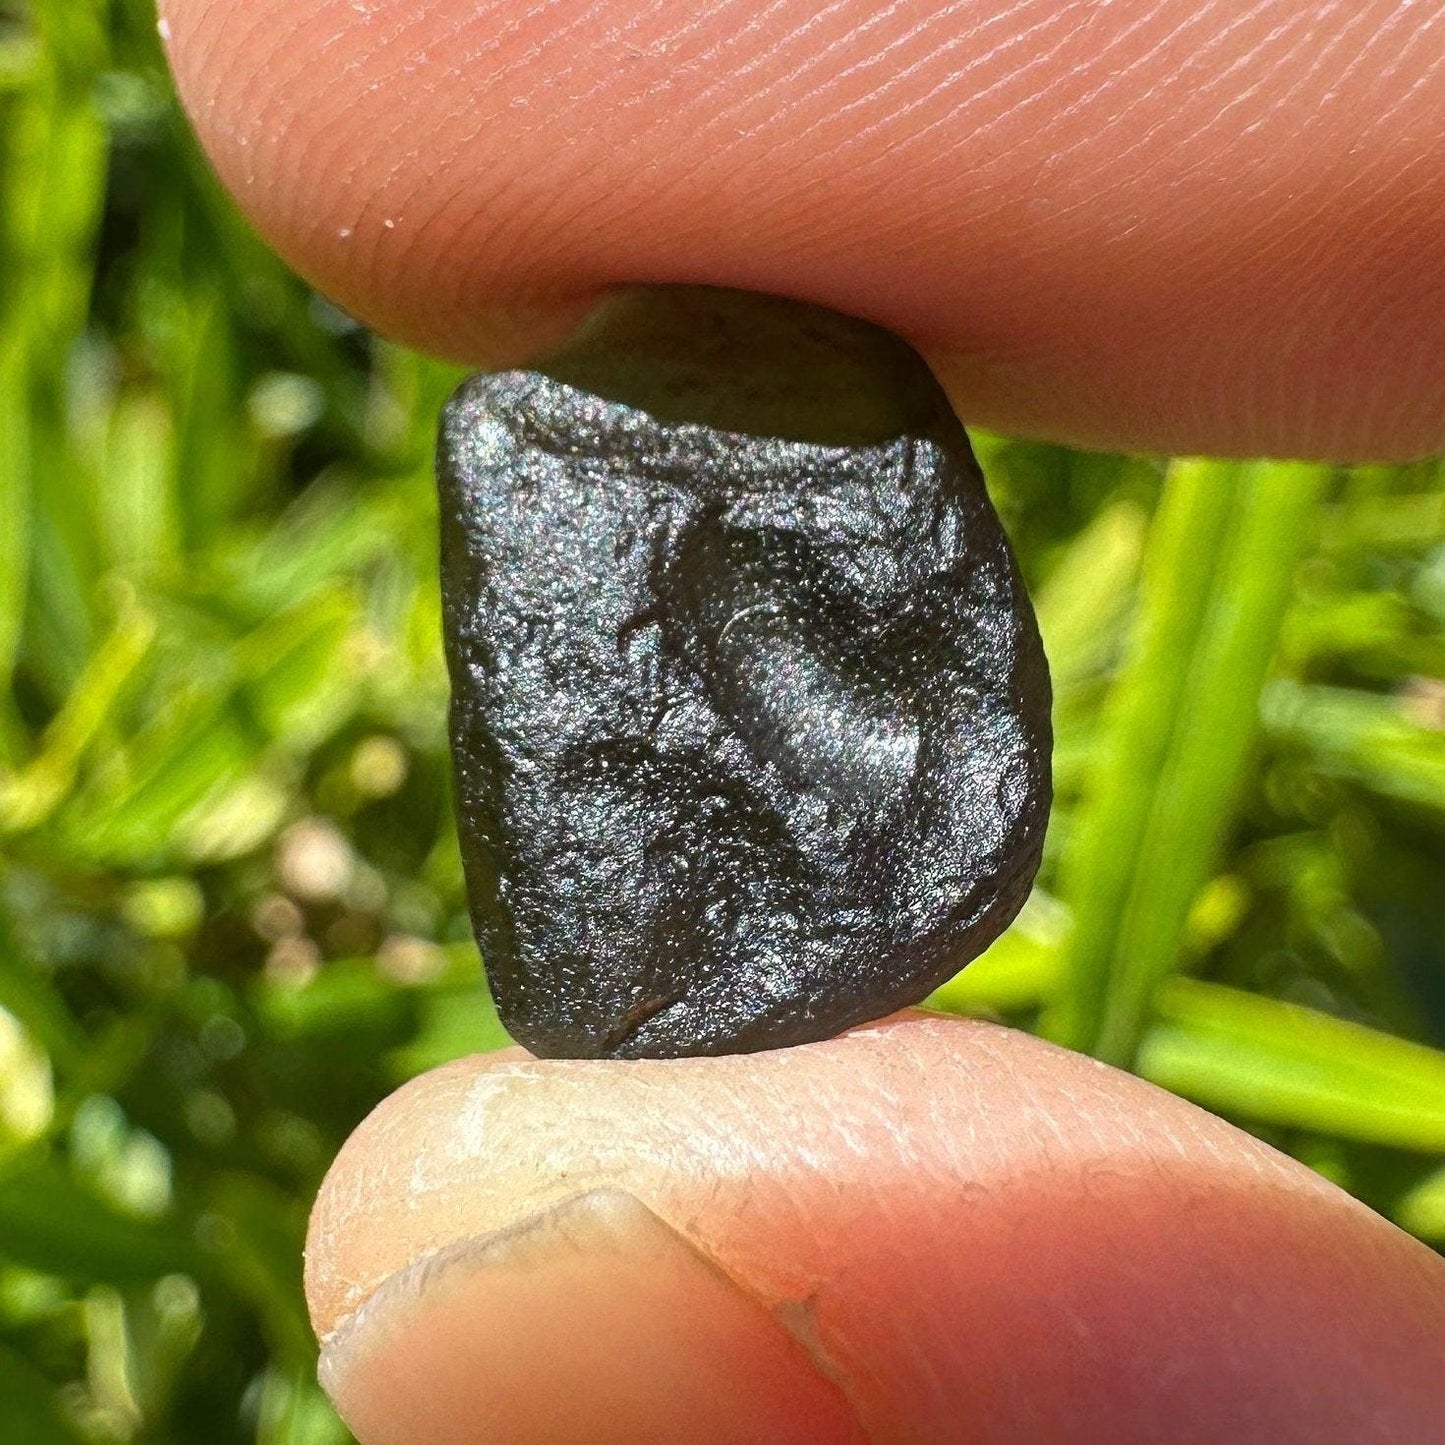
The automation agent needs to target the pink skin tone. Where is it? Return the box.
[165,0,1445,460]
[161,4,1445,1438]
[307,1017,1445,1443]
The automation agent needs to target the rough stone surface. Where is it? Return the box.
[438,293,1051,1059]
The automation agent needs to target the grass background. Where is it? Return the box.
[4,1,1445,1440]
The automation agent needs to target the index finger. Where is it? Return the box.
[161,0,1445,462]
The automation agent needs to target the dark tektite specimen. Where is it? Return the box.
[438,288,1051,1059]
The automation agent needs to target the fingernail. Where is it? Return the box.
[317,1189,867,1445]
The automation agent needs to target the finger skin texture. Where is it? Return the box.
[306,1014,1445,1444]
[319,1190,871,1444]
[162,0,1445,461]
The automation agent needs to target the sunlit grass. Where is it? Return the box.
[3,1,1445,1440]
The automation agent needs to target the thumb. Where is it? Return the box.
[306,1014,1445,1444]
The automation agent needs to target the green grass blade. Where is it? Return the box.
[0,594,156,832]
[1140,978,1445,1152]
[0,336,33,746]
[7,3,110,698]
[0,1157,197,1282]
[1048,459,1241,1052]
[1263,682,1445,812]
[1033,498,1147,699]
[1052,461,1329,1065]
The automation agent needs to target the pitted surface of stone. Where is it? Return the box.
[439,296,1051,1058]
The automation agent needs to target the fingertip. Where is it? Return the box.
[318,1188,867,1445]
[306,1015,1445,1442]
[164,0,1445,458]
[160,0,603,365]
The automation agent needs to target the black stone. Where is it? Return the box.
[438,288,1051,1059]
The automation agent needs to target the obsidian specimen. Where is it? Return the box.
[439,288,1051,1059]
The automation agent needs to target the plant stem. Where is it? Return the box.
[1050,458,1329,1066]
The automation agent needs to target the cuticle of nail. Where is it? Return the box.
[314,1184,877,1439]
[315,1184,859,1413]
[316,1186,707,1395]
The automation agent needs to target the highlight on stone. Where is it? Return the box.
[437,287,1052,1059]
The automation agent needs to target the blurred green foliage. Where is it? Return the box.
[2,0,1444,1439]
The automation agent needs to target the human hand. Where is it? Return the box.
[161,3,1445,1440]
[163,0,1445,463]
[297,1015,1445,1442]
